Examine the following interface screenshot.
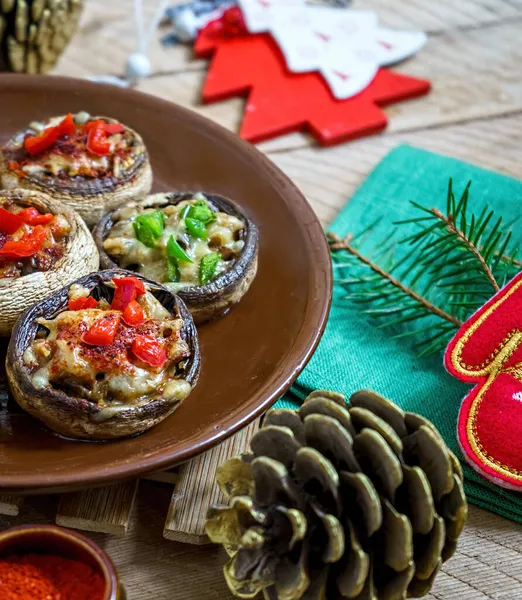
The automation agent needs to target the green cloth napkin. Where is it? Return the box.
[279,144,522,523]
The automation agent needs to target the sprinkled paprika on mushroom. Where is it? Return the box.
[0,189,99,336]
[6,270,200,440]
[0,112,152,226]
[0,199,70,279]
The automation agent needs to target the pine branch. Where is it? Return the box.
[499,253,522,267]
[328,233,462,327]
[397,180,519,308]
[429,207,499,291]
[329,179,521,357]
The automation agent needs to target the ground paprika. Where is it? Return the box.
[0,553,105,600]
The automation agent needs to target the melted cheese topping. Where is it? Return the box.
[3,113,137,179]
[24,287,191,406]
[28,151,111,178]
[103,194,245,291]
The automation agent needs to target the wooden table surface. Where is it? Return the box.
[2,0,522,598]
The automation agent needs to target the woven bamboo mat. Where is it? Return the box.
[0,419,260,544]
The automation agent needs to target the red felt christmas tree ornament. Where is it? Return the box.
[445,272,522,491]
[195,7,431,146]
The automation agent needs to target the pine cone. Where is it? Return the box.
[0,0,82,74]
[206,390,467,600]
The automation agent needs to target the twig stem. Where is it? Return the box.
[430,208,500,292]
[502,255,522,267]
[327,232,462,327]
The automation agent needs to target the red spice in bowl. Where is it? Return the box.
[0,553,105,599]
[0,525,122,599]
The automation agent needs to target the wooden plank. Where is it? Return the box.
[269,113,522,226]
[0,495,23,517]
[56,481,139,535]
[142,469,179,485]
[386,20,522,133]
[353,0,522,33]
[164,419,261,544]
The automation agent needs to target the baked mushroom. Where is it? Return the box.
[0,188,99,336]
[0,112,152,227]
[94,192,259,324]
[6,270,200,440]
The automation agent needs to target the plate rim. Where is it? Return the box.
[0,74,332,493]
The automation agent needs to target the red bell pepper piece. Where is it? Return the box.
[0,207,24,234]
[111,279,136,311]
[86,121,111,156]
[82,314,120,346]
[127,277,146,295]
[85,121,124,135]
[68,296,98,311]
[84,120,101,132]
[58,113,76,136]
[24,114,76,156]
[111,277,146,312]
[0,225,46,258]
[131,335,167,368]
[24,129,59,156]
[122,300,145,327]
[114,276,145,292]
[104,123,125,135]
[18,207,54,225]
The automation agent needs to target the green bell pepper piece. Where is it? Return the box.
[199,252,221,286]
[166,257,180,283]
[185,217,207,239]
[133,211,165,248]
[167,235,193,263]
[187,201,216,225]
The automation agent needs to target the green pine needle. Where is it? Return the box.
[328,179,521,357]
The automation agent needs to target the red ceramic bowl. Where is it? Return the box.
[0,524,125,599]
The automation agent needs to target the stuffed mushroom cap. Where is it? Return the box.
[0,113,153,226]
[93,192,259,324]
[0,188,99,336]
[6,269,200,440]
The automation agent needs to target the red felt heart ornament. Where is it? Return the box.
[445,271,522,491]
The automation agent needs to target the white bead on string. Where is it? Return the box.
[125,0,168,84]
[89,0,167,87]
[125,52,152,83]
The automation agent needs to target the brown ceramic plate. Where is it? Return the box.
[0,75,331,494]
